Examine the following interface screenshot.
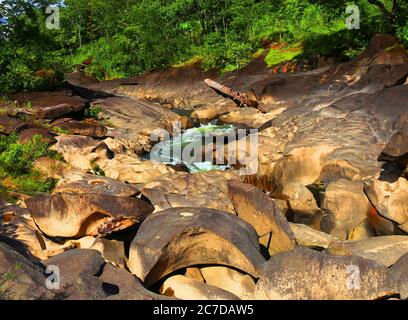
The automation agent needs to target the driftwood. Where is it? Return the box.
[204,79,267,113]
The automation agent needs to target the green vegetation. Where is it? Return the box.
[0,263,22,300]
[0,133,57,201]
[84,105,102,119]
[265,44,303,67]
[0,0,407,93]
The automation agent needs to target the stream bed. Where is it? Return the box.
[146,123,236,173]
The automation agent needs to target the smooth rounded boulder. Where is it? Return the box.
[227,180,297,255]
[25,193,154,238]
[128,207,266,287]
[255,247,399,300]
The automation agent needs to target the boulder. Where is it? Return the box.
[160,275,240,300]
[365,177,408,233]
[13,90,87,120]
[320,179,372,240]
[255,247,399,300]
[0,241,54,300]
[54,172,139,197]
[289,223,337,249]
[389,253,408,299]
[25,193,154,238]
[100,263,168,300]
[227,180,297,255]
[52,118,108,138]
[33,156,73,179]
[142,171,239,213]
[191,100,237,122]
[128,207,265,286]
[89,96,180,145]
[89,238,126,268]
[50,135,112,171]
[278,182,322,227]
[327,235,408,267]
[60,274,108,300]
[0,203,81,260]
[18,127,56,145]
[0,116,30,134]
[200,266,256,300]
[97,153,174,185]
[43,249,105,286]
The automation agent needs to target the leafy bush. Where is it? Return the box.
[84,106,102,119]
[0,134,57,200]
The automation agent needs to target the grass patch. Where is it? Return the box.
[173,56,204,68]
[0,133,58,201]
[265,44,303,67]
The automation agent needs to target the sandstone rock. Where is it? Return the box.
[52,118,108,138]
[200,266,256,300]
[0,116,30,134]
[50,135,112,171]
[103,129,152,155]
[25,193,154,238]
[18,127,56,145]
[320,179,372,240]
[227,180,297,255]
[13,90,87,120]
[185,267,205,283]
[33,156,73,179]
[255,247,398,300]
[348,218,376,240]
[327,235,408,267]
[89,238,126,268]
[278,182,322,227]
[128,207,265,286]
[142,171,239,213]
[0,204,76,260]
[389,253,408,299]
[100,263,168,300]
[191,100,237,122]
[160,275,240,300]
[90,96,180,139]
[289,223,337,249]
[366,206,400,236]
[60,274,108,300]
[43,249,105,286]
[98,153,174,185]
[365,177,408,233]
[54,172,139,197]
[219,106,286,128]
[0,241,54,300]
[380,131,408,160]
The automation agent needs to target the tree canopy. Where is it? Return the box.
[0,0,407,93]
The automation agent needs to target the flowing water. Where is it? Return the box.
[148,123,236,173]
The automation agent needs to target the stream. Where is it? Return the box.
[146,123,236,173]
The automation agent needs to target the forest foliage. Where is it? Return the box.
[0,0,407,93]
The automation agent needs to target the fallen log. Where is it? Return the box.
[204,79,267,113]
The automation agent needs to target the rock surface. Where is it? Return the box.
[228,180,297,255]
[320,179,372,240]
[160,275,240,300]
[327,235,408,267]
[128,207,265,286]
[255,247,399,300]
[142,171,239,213]
[365,177,408,233]
[25,193,154,238]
